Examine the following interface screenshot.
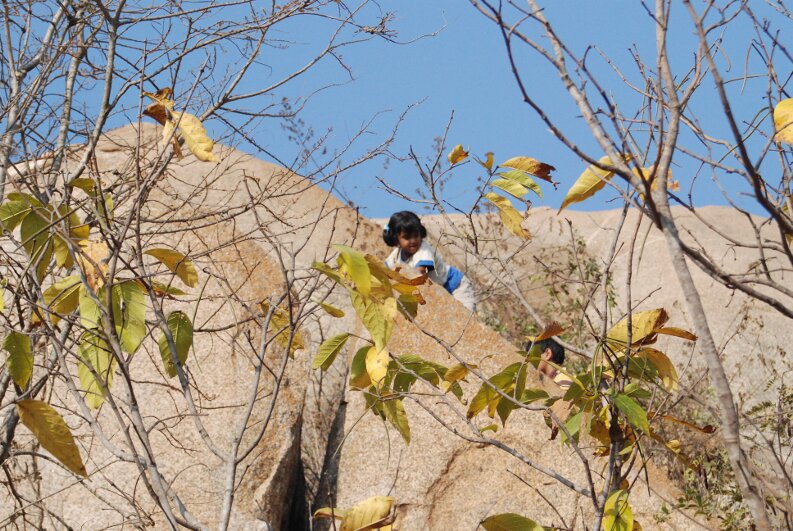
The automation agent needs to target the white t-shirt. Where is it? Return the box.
[385,241,464,294]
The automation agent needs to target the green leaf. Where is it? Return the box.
[312,261,345,285]
[333,244,371,297]
[68,178,97,195]
[19,209,53,282]
[383,397,410,444]
[0,201,31,230]
[498,170,542,198]
[350,291,394,351]
[144,248,198,288]
[150,280,188,297]
[349,346,372,389]
[112,281,148,354]
[79,332,115,409]
[79,285,102,330]
[158,311,193,377]
[312,333,350,370]
[481,512,548,530]
[492,178,529,199]
[16,399,87,476]
[604,490,633,531]
[614,393,650,434]
[467,363,520,419]
[3,331,33,389]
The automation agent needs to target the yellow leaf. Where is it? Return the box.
[174,112,219,162]
[476,151,494,172]
[312,333,350,370]
[774,98,793,143]
[560,155,624,211]
[481,513,549,531]
[79,332,115,409]
[525,322,565,343]
[500,156,556,183]
[492,178,528,199]
[484,192,530,239]
[77,240,109,290]
[34,275,81,325]
[350,292,393,351]
[16,399,87,476]
[607,308,669,348]
[143,87,175,110]
[604,490,633,531]
[144,248,198,288]
[316,300,345,318]
[335,244,371,297]
[261,301,305,357]
[654,327,697,341]
[365,346,389,387]
[313,496,395,531]
[3,332,33,389]
[447,144,469,165]
[161,119,183,159]
[636,347,679,392]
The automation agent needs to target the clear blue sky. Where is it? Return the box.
[121,1,786,218]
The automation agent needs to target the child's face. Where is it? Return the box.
[397,231,422,256]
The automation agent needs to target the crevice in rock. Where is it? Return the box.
[307,399,348,530]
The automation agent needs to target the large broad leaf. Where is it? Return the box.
[174,111,220,162]
[774,98,793,143]
[492,178,529,199]
[313,496,395,531]
[365,346,389,387]
[498,170,542,198]
[607,308,669,348]
[35,275,81,325]
[79,332,115,408]
[350,346,372,389]
[484,192,530,240]
[560,155,622,212]
[351,292,394,351]
[334,244,371,297]
[383,397,410,444]
[481,513,548,530]
[77,240,109,290]
[0,201,31,230]
[144,248,198,288]
[158,311,193,377]
[3,331,33,389]
[614,393,650,435]
[500,156,556,183]
[79,285,103,330]
[467,363,521,419]
[312,333,350,370]
[111,281,148,354]
[636,348,678,392]
[19,209,53,282]
[316,301,345,318]
[447,144,469,165]
[525,322,565,343]
[261,300,305,357]
[16,399,87,477]
[604,490,633,531]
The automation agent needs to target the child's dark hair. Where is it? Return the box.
[528,338,565,365]
[383,211,427,247]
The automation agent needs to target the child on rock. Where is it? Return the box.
[383,211,476,312]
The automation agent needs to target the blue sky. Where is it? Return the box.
[105,1,786,218]
[241,0,787,219]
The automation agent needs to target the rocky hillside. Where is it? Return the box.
[6,124,775,529]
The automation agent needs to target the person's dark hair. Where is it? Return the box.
[383,210,427,247]
[530,338,565,365]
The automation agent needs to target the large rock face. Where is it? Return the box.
[3,124,740,529]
